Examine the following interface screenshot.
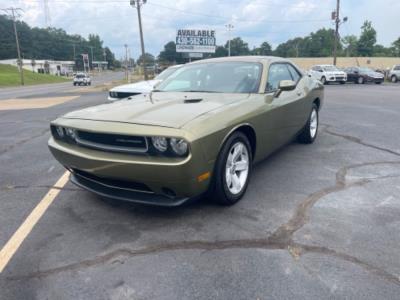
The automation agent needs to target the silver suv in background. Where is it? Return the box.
[389,65,400,83]
[73,73,91,86]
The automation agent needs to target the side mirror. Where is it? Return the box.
[274,80,296,98]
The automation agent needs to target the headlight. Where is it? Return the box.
[66,128,76,140]
[56,126,64,138]
[151,136,168,152]
[170,138,188,156]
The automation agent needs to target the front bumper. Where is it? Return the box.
[48,136,212,206]
[326,76,347,82]
[70,171,192,206]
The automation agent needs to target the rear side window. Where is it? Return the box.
[394,65,400,71]
[287,64,301,82]
[266,63,293,92]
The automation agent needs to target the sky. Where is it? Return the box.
[1,0,400,60]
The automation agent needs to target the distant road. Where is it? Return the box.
[0,71,125,100]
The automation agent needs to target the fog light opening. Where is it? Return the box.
[162,187,176,199]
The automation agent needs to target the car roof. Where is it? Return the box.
[314,64,335,67]
[189,56,289,65]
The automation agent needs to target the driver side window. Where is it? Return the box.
[266,63,293,92]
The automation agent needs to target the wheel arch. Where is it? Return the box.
[313,98,321,111]
[220,123,257,159]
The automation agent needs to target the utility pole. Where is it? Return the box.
[89,46,94,72]
[332,0,347,65]
[124,44,128,81]
[72,43,76,60]
[225,23,234,57]
[130,0,148,80]
[2,7,24,85]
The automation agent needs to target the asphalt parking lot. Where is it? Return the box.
[0,80,400,299]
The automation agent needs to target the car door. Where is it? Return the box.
[258,63,307,155]
[346,68,354,81]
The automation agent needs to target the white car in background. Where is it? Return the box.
[309,64,347,85]
[108,64,182,101]
[73,73,91,86]
[389,64,400,83]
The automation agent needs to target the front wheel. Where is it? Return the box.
[391,76,398,83]
[298,104,319,144]
[212,132,252,205]
[358,77,364,84]
[321,76,327,85]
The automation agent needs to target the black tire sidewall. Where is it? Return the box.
[213,132,252,205]
[298,104,319,144]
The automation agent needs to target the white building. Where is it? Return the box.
[0,59,75,76]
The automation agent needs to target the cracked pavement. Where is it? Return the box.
[0,82,400,299]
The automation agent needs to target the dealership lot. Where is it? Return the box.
[0,81,400,299]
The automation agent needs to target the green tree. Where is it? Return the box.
[224,37,250,56]
[342,35,358,56]
[158,41,184,64]
[392,37,400,56]
[137,52,155,66]
[357,20,377,56]
[212,46,228,57]
[251,41,272,56]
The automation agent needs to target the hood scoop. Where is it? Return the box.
[183,98,203,103]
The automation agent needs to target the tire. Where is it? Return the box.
[358,77,364,84]
[211,131,252,205]
[391,76,398,83]
[298,103,319,144]
[73,83,76,86]
[375,81,382,84]
[321,76,327,85]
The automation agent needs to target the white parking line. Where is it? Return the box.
[0,171,69,273]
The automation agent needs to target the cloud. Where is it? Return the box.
[1,0,399,59]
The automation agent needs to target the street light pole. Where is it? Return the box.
[130,0,148,80]
[225,23,234,57]
[2,7,24,85]
[332,0,347,66]
[333,0,340,66]
[89,46,94,72]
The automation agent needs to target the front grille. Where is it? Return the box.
[109,91,141,99]
[75,130,148,154]
[335,76,344,81]
[73,169,153,194]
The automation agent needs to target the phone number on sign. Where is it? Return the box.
[176,37,216,46]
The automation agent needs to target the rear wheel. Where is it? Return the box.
[358,77,364,84]
[212,132,252,206]
[298,104,319,144]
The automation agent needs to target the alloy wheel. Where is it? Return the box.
[310,108,318,138]
[225,142,249,195]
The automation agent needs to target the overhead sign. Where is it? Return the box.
[176,29,216,53]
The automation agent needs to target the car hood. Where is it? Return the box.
[324,71,346,76]
[109,79,161,93]
[62,92,250,128]
[365,71,383,77]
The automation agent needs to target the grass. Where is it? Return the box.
[0,64,70,87]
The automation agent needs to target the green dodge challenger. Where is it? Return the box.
[48,56,324,206]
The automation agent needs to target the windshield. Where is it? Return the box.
[75,74,85,78]
[322,66,339,72]
[157,62,262,93]
[359,67,374,73]
[155,67,179,80]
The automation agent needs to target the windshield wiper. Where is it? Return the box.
[181,90,219,93]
